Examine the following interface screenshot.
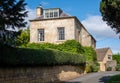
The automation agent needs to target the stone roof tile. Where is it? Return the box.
[96,48,110,61]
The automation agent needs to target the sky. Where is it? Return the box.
[25,0,120,54]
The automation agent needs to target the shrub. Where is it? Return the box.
[26,43,57,49]
[27,40,97,63]
[57,40,84,53]
[25,40,97,73]
[92,62,100,72]
[107,67,112,71]
[83,47,97,62]
[85,64,92,73]
[115,64,120,71]
[113,54,120,64]
[0,46,86,66]
[27,40,84,54]
[85,61,100,73]
[15,30,30,47]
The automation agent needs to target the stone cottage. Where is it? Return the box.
[96,48,117,71]
[30,6,96,48]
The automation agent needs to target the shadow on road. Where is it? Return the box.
[99,76,111,83]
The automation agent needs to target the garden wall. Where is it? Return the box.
[0,65,84,83]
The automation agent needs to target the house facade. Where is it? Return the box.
[96,48,117,71]
[30,6,96,48]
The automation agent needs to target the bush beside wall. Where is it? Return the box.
[0,45,85,66]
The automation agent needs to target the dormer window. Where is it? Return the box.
[44,9,61,18]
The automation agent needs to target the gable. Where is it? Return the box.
[96,48,110,62]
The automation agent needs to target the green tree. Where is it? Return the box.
[100,0,120,35]
[15,29,30,47]
[113,53,120,64]
[0,0,28,46]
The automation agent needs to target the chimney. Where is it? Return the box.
[36,5,43,17]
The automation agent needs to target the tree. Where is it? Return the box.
[113,53,120,64]
[100,0,120,35]
[0,0,28,46]
[15,29,30,47]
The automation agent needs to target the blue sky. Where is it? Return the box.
[25,0,120,54]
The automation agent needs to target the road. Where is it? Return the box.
[66,71,120,83]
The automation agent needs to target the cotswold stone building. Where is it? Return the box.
[96,48,116,71]
[30,6,96,48]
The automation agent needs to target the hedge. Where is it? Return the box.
[25,40,98,72]
[26,40,97,62]
[0,46,86,66]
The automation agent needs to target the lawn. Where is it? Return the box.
[108,74,120,83]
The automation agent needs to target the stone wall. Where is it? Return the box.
[106,60,117,70]
[0,66,84,83]
[98,62,106,71]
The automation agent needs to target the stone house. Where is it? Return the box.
[30,6,96,48]
[96,48,117,71]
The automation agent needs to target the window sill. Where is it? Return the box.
[56,40,66,42]
[38,41,45,43]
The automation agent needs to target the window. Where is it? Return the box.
[58,27,65,40]
[108,55,111,60]
[38,29,44,41]
[45,12,49,18]
[54,12,58,17]
[44,9,59,18]
[50,12,53,17]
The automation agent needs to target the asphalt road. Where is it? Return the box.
[66,71,120,83]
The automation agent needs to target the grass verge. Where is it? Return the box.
[108,74,120,83]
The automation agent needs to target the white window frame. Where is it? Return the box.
[38,29,44,41]
[44,9,59,18]
[57,27,65,40]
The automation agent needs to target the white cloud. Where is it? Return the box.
[26,7,36,20]
[96,38,120,54]
[25,7,36,27]
[82,15,120,53]
[40,1,49,6]
[81,15,118,40]
[113,47,120,54]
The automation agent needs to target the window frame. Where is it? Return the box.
[44,9,59,18]
[108,55,112,60]
[38,29,45,41]
[57,27,65,40]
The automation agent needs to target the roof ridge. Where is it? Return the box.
[96,47,110,50]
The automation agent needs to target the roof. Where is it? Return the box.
[30,16,75,22]
[30,11,70,21]
[96,48,110,61]
[43,8,62,10]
